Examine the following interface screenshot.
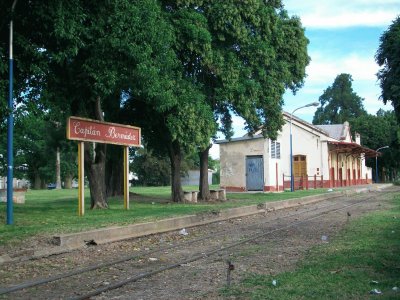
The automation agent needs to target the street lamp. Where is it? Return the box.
[7,0,18,225]
[290,102,319,192]
[375,146,389,183]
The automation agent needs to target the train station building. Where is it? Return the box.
[216,112,378,192]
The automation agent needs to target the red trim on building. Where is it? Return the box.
[264,185,284,192]
[222,186,246,192]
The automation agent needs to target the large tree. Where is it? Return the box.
[313,73,367,125]
[2,0,216,204]
[123,80,216,202]
[376,16,400,123]
[162,0,310,200]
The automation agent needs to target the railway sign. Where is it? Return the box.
[67,116,140,147]
[67,116,141,216]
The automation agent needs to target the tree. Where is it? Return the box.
[161,0,310,200]
[376,16,400,123]
[350,110,400,181]
[123,80,216,202]
[1,0,190,207]
[313,73,367,125]
[132,148,171,187]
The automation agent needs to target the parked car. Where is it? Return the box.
[47,183,57,190]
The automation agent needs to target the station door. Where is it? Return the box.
[293,155,307,177]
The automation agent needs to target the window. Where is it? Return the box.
[271,140,280,159]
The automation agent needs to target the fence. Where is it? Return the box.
[282,174,324,191]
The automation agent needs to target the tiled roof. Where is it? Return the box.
[315,124,345,140]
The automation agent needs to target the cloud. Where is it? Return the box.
[285,0,399,28]
[306,53,379,84]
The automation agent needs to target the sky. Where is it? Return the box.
[210,0,399,159]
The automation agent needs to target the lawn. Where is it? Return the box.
[220,194,400,299]
[0,186,329,246]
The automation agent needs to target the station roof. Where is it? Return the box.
[328,141,379,158]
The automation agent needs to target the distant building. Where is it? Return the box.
[181,170,213,186]
[216,112,377,192]
[0,177,29,190]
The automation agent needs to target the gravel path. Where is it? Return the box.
[0,187,397,299]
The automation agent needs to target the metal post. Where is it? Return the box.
[7,0,18,225]
[290,121,294,192]
[289,102,319,192]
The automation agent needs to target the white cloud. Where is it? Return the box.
[301,10,397,29]
[306,53,379,84]
[285,0,399,28]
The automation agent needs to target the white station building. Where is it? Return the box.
[216,112,377,192]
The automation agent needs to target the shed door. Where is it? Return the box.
[246,156,264,191]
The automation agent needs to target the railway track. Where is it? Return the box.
[0,188,397,299]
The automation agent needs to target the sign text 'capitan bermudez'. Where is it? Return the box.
[67,116,141,147]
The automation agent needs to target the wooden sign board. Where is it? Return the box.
[66,116,141,216]
[67,116,141,147]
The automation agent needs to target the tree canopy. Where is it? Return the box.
[162,0,310,139]
[160,0,310,199]
[1,0,310,204]
[350,110,400,181]
[376,16,400,123]
[312,73,367,125]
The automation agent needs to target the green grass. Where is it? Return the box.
[0,186,333,246]
[220,194,400,299]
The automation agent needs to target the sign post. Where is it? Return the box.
[78,142,85,216]
[67,116,140,216]
[124,146,129,210]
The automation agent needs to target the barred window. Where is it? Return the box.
[271,140,280,159]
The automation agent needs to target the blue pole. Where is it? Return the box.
[7,1,17,225]
[7,55,14,225]
[288,102,319,192]
[290,132,294,192]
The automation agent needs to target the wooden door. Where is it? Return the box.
[293,155,307,177]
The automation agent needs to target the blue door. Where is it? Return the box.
[246,156,264,191]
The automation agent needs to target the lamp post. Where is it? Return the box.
[375,146,389,183]
[7,0,18,225]
[290,102,319,192]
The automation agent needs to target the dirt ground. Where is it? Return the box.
[0,187,397,299]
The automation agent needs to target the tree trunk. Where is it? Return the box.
[84,96,108,209]
[64,174,73,189]
[168,141,184,202]
[198,145,212,201]
[33,172,41,190]
[40,180,46,189]
[85,142,108,209]
[56,147,62,189]
[106,145,124,197]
